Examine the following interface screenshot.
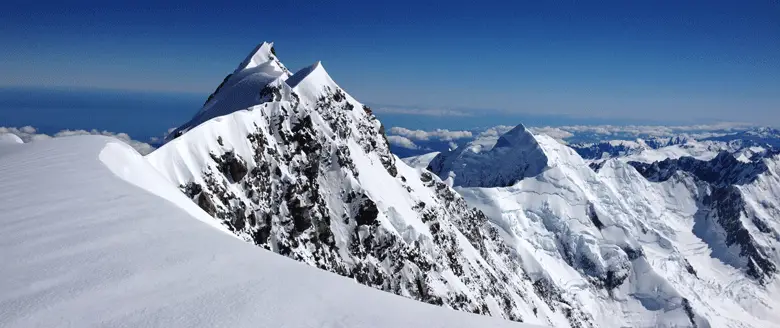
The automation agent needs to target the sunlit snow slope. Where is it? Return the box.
[0,136,540,328]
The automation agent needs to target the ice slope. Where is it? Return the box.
[402,151,440,169]
[450,126,780,327]
[428,124,549,187]
[0,135,540,328]
[148,44,588,326]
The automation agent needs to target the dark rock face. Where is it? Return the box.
[354,196,379,226]
[211,151,249,183]
[701,186,777,281]
[532,278,592,328]
[586,202,604,230]
[260,84,283,102]
[621,245,644,261]
[588,161,605,172]
[681,298,698,328]
[630,153,778,282]
[683,258,698,277]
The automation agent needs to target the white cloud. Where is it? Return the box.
[528,127,574,143]
[374,106,474,117]
[386,135,419,149]
[389,127,473,141]
[476,125,514,139]
[0,126,156,155]
[545,122,756,139]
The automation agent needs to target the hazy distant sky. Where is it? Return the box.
[1,1,778,124]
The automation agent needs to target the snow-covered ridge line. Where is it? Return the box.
[148,42,594,327]
[0,135,537,328]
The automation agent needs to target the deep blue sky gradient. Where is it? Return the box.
[1,0,779,125]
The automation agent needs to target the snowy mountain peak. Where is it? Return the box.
[165,43,294,141]
[234,41,286,74]
[494,124,533,148]
[285,61,342,103]
[428,123,549,187]
[285,61,324,88]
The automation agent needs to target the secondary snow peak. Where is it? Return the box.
[494,124,534,148]
[428,123,549,187]
[285,61,344,104]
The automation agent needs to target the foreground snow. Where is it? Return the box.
[0,136,537,328]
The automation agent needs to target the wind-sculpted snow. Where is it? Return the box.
[148,43,591,327]
[454,126,780,327]
[428,124,549,187]
[0,136,541,328]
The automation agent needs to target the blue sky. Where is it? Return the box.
[1,0,779,126]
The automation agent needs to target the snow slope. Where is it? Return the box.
[442,125,780,328]
[0,135,539,328]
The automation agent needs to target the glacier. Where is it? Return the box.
[432,124,780,327]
